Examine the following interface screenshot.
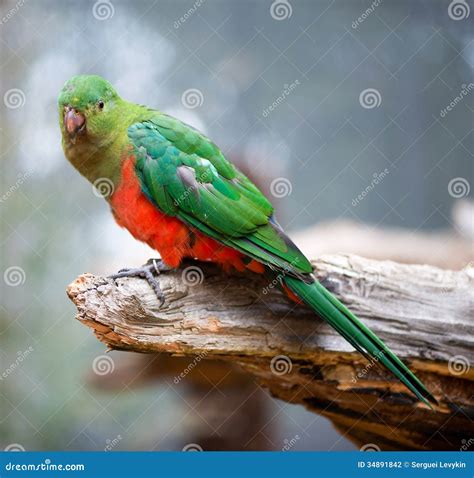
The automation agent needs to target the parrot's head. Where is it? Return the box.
[58,75,149,186]
[58,75,121,146]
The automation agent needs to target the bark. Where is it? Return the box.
[67,254,474,451]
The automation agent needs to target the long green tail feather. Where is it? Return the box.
[283,276,437,408]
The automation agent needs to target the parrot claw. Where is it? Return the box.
[109,259,171,306]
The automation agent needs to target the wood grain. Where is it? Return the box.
[67,254,474,450]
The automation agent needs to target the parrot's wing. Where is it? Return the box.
[128,117,313,278]
[128,116,438,408]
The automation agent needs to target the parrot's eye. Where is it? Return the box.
[97,100,105,110]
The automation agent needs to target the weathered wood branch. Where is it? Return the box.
[67,254,474,451]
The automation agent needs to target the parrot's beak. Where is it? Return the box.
[64,107,85,138]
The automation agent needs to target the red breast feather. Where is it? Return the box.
[111,156,259,272]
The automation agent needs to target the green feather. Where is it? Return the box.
[58,75,435,406]
[130,113,436,406]
[283,278,437,408]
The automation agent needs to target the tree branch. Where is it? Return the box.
[67,254,474,450]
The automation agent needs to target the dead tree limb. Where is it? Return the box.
[67,254,474,451]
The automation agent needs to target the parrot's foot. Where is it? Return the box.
[109,259,172,306]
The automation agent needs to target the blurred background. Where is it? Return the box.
[0,0,472,451]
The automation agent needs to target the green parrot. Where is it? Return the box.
[58,75,436,407]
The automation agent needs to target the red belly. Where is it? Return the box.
[110,157,264,274]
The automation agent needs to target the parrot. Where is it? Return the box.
[58,75,436,407]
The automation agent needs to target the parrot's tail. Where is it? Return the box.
[283,276,437,408]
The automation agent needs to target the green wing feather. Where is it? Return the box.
[129,115,313,277]
[128,113,436,407]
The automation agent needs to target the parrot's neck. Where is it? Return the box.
[63,101,152,192]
